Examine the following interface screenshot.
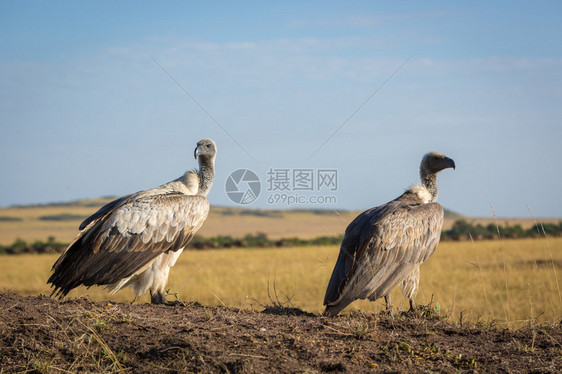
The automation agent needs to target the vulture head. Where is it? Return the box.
[421,152,455,175]
[194,139,217,162]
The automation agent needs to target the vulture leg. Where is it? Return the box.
[409,298,416,312]
[384,295,393,312]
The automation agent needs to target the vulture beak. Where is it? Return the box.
[194,145,200,159]
[430,155,456,173]
[443,157,455,170]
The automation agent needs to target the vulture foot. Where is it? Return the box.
[405,300,422,317]
[151,291,185,306]
[408,299,416,312]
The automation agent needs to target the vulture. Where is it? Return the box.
[323,152,455,317]
[48,138,216,305]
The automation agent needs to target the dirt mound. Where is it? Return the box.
[1,292,560,373]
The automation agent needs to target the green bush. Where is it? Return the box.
[38,214,87,221]
[443,220,562,240]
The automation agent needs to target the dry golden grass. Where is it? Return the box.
[1,200,558,245]
[0,202,363,244]
[2,237,560,328]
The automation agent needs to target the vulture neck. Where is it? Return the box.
[197,157,215,197]
[420,168,438,203]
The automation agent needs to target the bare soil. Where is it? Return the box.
[1,292,560,373]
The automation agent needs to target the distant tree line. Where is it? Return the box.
[188,233,344,249]
[441,219,562,241]
[0,233,345,255]
[0,236,68,255]
[1,220,561,255]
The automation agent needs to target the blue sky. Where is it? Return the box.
[1,1,561,217]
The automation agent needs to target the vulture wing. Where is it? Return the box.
[78,194,133,230]
[48,192,209,298]
[324,196,444,313]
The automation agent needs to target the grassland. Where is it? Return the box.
[1,199,561,328]
[2,237,560,328]
[0,198,557,245]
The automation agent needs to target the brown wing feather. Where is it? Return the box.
[324,193,443,313]
[78,194,135,230]
[48,193,209,298]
